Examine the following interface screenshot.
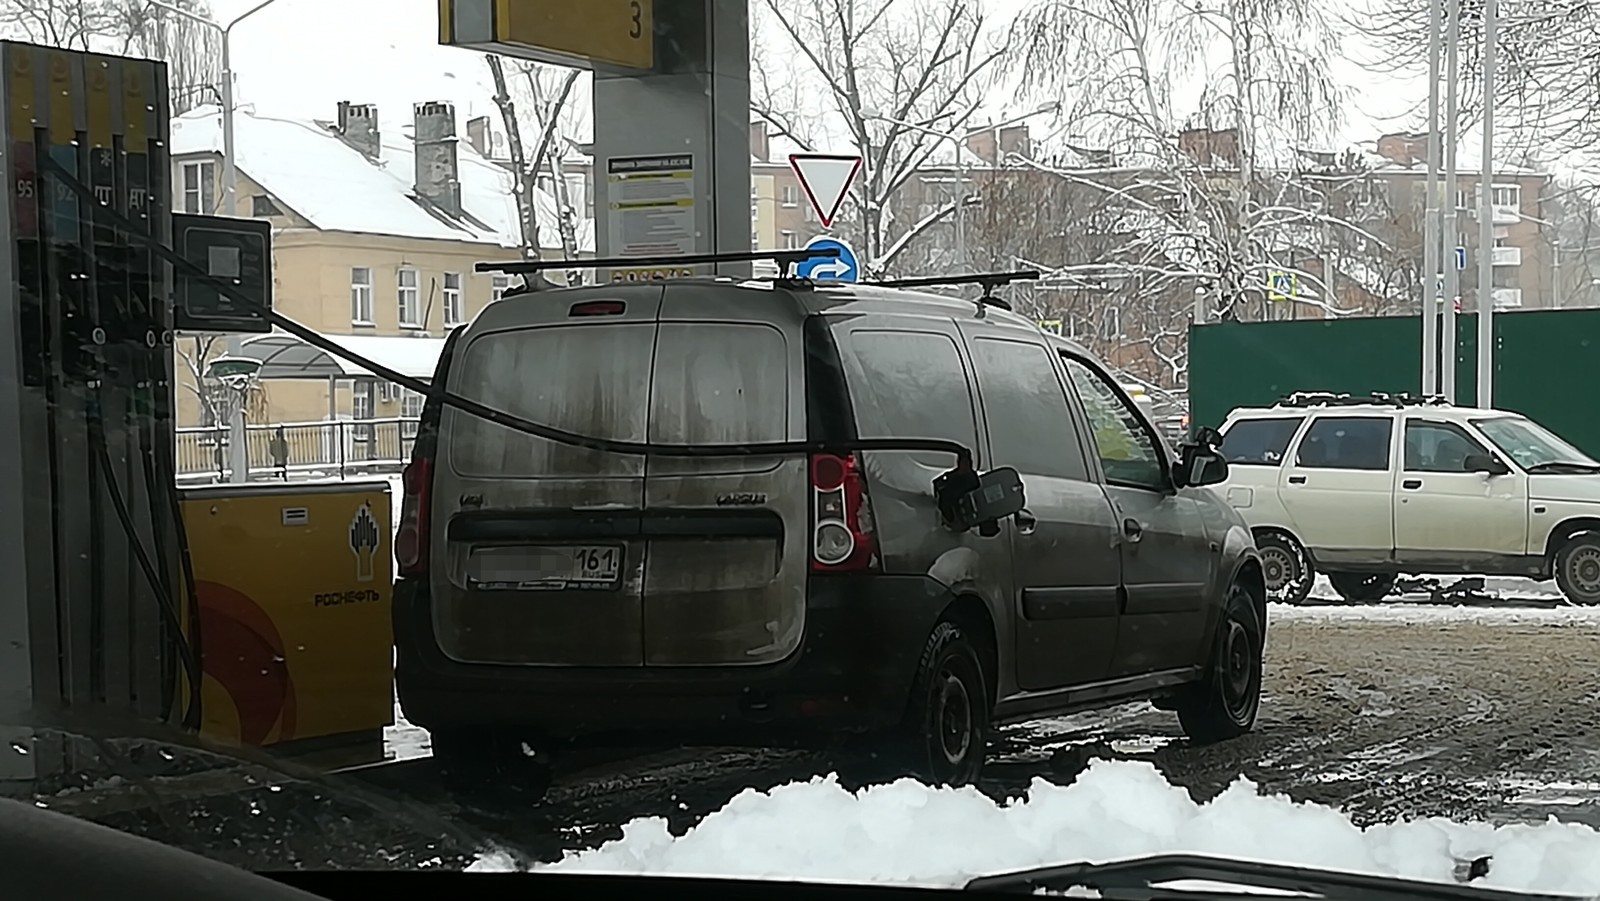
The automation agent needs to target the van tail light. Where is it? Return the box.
[810,452,877,572]
[395,456,433,577]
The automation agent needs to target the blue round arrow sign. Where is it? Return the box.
[794,237,860,283]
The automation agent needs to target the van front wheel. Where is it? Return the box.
[896,621,990,787]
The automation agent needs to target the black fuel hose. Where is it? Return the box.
[40,155,976,468]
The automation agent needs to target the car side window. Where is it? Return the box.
[1295,416,1394,471]
[967,337,1090,480]
[1404,420,1491,472]
[846,329,981,470]
[1060,354,1164,490]
[1220,417,1304,466]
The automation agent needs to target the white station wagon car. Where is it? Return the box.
[1216,393,1600,606]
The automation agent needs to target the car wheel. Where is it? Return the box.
[1554,533,1600,606]
[1326,572,1396,603]
[431,728,553,805]
[1177,582,1264,744]
[1254,531,1313,605]
[897,621,989,787]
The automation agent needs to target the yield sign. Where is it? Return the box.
[789,153,862,229]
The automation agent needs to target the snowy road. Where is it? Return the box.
[66,598,1600,876]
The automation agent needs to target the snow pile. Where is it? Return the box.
[471,760,1600,894]
[1269,603,1600,627]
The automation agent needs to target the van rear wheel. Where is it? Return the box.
[892,621,989,787]
[430,728,552,805]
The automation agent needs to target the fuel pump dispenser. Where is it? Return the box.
[0,40,271,795]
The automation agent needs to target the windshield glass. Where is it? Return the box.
[9,0,1600,894]
[1472,417,1599,469]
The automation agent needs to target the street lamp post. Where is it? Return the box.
[1477,0,1498,409]
[148,0,285,483]
[1441,0,1461,402]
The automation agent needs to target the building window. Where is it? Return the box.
[182,160,215,214]
[1492,185,1520,208]
[1456,189,1472,211]
[443,271,463,327]
[781,230,798,249]
[400,388,425,439]
[352,386,372,443]
[781,183,799,207]
[350,267,374,324]
[491,274,509,303]
[397,268,420,328]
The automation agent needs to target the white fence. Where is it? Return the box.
[175,417,420,484]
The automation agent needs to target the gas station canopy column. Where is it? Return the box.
[438,0,752,281]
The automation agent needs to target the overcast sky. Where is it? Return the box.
[209,0,1426,149]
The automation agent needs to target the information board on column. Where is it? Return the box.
[605,153,697,282]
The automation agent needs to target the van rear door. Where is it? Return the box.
[431,285,663,666]
[639,283,810,666]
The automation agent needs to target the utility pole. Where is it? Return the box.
[1421,0,1443,395]
[1476,0,1498,408]
[150,0,283,483]
[1441,0,1461,402]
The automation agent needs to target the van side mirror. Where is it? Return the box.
[1175,426,1229,488]
[1463,452,1510,476]
[934,466,1026,536]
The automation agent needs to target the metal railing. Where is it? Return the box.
[176,417,419,483]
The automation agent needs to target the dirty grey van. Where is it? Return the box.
[392,276,1265,799]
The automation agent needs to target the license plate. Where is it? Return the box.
[468,544,624,591]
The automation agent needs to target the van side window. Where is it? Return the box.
[847,330,979,469]
[1220,417,1303,466]
[1295,416,1393,471]
[968,338,1089,480]
[1404,420,1490,472]
[1060,354,1163,490]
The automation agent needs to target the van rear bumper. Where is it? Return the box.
[392,574,953,746]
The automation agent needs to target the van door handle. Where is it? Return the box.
[1123,518,1143,542]
[1287,475,1307,485]
[1402,478,1423,490]
[1014,509,1038,535]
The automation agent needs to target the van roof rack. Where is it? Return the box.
[1275,391,1451,409]
[861,269,1042,315]
[474,247,839,276]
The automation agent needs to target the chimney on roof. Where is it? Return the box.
[466,115,492,158]
[413,100,462,216]
[997,124,1031,161]
[750,120,769,162]
[1376,131,1436,166]
[965,128,998,165]
[336,101,380,160]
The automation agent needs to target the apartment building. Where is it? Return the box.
[168,100,588,431]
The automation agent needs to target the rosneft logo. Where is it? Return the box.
[350,502,380,583]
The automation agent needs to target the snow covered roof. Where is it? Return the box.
[170,104,594,252]
[237,331,445,381]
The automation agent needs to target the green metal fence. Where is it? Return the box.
[1189,308,1600,457]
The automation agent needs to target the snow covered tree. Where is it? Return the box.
[1009,0,1349,327]
[1356,0,1599,156]
[484,55,587,277]
[752,0,1009,276]
[0,0,223,116]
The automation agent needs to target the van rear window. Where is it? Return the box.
[447,323,654,477]
[648,322,789,444]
